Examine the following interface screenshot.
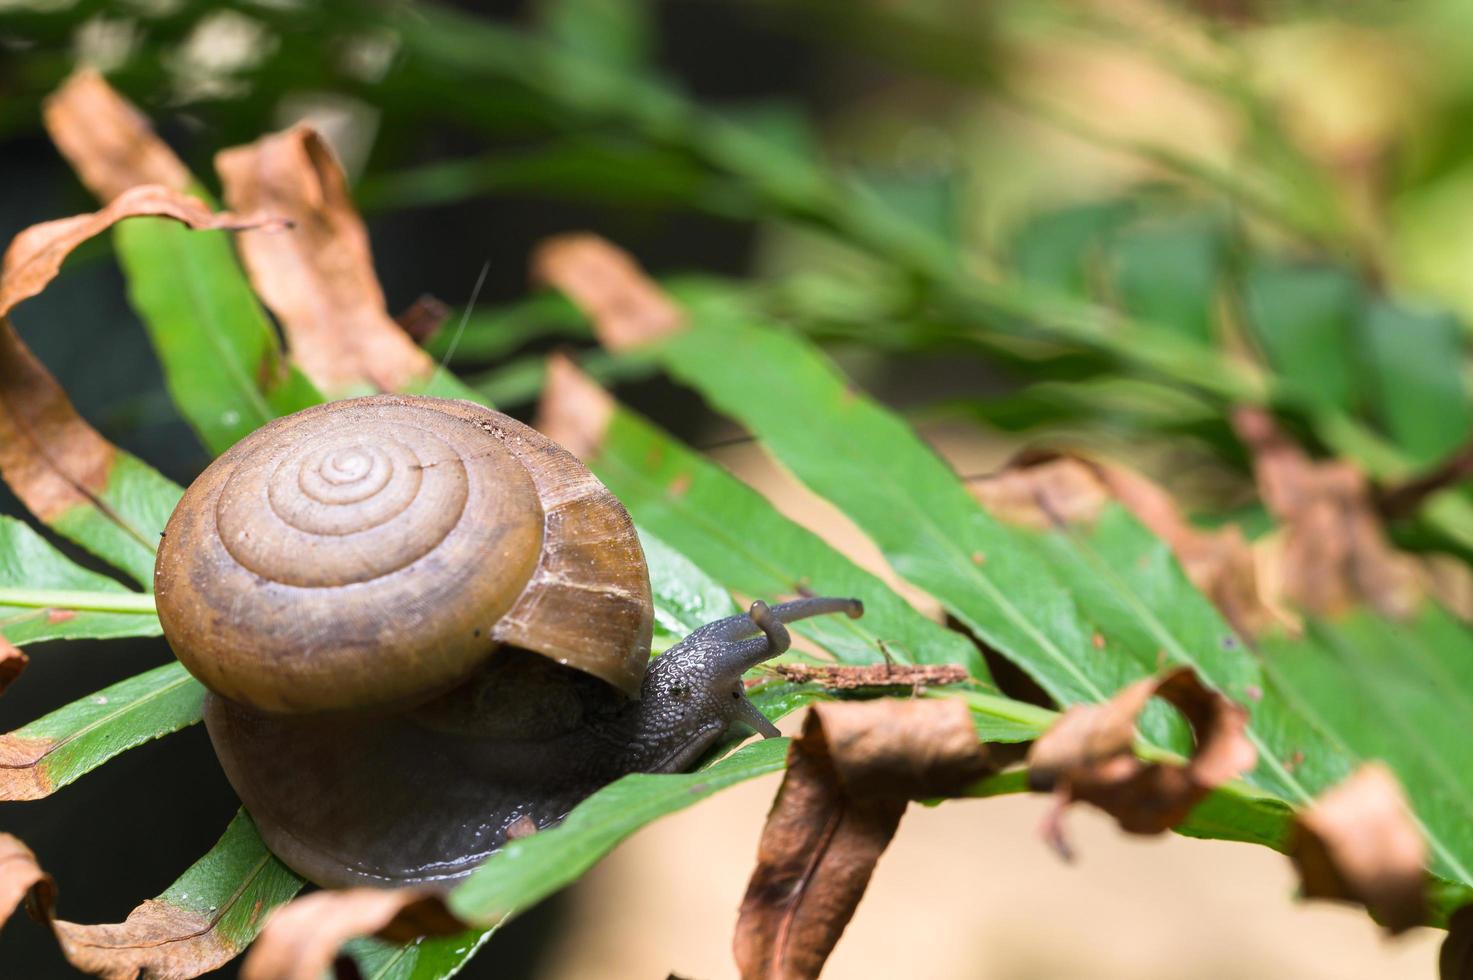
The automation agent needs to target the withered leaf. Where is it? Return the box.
[968,453,1286,639]
[1289,764,1427,934]
[532,234,685,350]
[734,698,993,980]
[1025,667,1256,859]
[1232,407,1422,619]
[0,834,53,932]
[4,829,284,978]
[0,637,27,695]
[534,351,616,460]
[0,184,277,529]
[42,69,192,202]
[240,887,463,980]
[48,901,239,979]
[0,731,54,800]
[1,184,281,320]
[215,127,435,394]
[394,294,454,343]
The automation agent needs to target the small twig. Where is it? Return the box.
[1375,441,1473,520]
[765,663,969,691]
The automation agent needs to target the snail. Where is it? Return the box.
[153,394,861,889]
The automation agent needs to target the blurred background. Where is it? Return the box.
[2,0,1471,975]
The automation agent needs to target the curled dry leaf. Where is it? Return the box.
[240,887,463,980]
[0,637,27,695]
[1233,407,1423,620]
[532,233,685,350]
[2,831,254,979]
[1290,764,1427,934]
[763,662,970,691]
[1025,667,1256,859]
[42,69,191,202]
[0,834,53,932]
[0,184,276,530]
[968,453,1287,639]
[215,127,435,394]
[734,698,994,980]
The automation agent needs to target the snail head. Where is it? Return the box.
[633,596,863,771]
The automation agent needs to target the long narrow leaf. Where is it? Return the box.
[0,662,204,799]
[0,517,159,644]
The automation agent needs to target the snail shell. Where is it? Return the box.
[153,394,653,713]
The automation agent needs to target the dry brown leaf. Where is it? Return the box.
[2,183,280,321]
[215,127,435,394]
[764,662,970,691]
[0,834,53,932]
[48,901,240,979]
[534,351,616,460]
[3,831,268,978]
[0,637,27,695]
[1442,905,1473,979]
[1289,764,1427,934]
[240,887,463,980]
[968,453,1287,639]
[394,294,453,343]
[0,184,279,526]
[532,234,685,350]
[42,69,191,202]
[1025,667,1256,859]
[1233,407,1422,619]
[0,728,60,800]
[734,698,994,980]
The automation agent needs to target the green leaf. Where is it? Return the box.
[114,207,325,456]
[1009,199,1135,296]
[643,297,1347,805]
[153,809,305,950]
[47,452,182,590]
[0,662,204,799]
[652,297,1101,701]
[538,0,652,71]
[448,736,787,924]
[588,403,992,678]
[1359,300,1473,466]
[340,931,494,980]
[638,526,741,652]
[859,169,962,248]
[1242,261,1361,413]
[1261,607,1473,886]
[0,517,159,644]
[1109,213,1222,345]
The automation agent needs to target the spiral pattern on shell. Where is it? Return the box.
[154,395,653,714]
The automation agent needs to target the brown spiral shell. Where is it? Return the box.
[154,394,653,713]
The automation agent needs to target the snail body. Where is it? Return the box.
[154,395,860,888]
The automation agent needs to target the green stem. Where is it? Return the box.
[0,587,157,615]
